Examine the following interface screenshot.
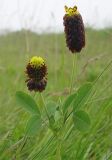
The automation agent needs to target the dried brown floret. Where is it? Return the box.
[26,63,47,81]
[26,78,47,92]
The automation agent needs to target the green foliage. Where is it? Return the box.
[49,107,63,133]
[46,101,57,116]
[16,91,40,115]
[73,110,91,132]
[73,83,92,111]
[63,93,77,114]
[0,29,112,159]
[26,115,42,136]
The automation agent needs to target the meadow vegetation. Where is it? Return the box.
[0,28,112,159]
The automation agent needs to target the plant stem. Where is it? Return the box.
[14,135,27,158]
[64,124,74,140]
[70,54,77,94]
[56,139,61,160]
[40,93,50,120]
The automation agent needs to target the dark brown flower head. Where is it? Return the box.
[25,56,47,92]
[26,63,47,81]
[26,78,47,92]
[63,5,85,53]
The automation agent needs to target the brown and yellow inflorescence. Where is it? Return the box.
[63,5,85,53]
[25,56,47,92]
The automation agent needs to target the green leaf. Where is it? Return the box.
[54,108,62,122]
[54,108,63,131]
[73,83,92,111]
[49,108,63,132]
[49,115,55,130]
[73,110,91,132]
[46,101,57,116]
[47,156,56,160]
[26,115,42,136]
[15,91,40,115]
[63,93,77,114]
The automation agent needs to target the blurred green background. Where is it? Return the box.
[0,28,112,159]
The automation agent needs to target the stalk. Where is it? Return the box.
[56,139,62,160]
[40,93,50,120]
[69,54,77,94]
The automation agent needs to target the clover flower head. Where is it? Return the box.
[25,56,47,92]
[63,5,85,53]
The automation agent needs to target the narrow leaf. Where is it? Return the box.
[73,110,91,132]
[26,115,42,136]
[73,83,92,111]
[16,91,40,115]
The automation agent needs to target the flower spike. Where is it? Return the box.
[63,5,85,53]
